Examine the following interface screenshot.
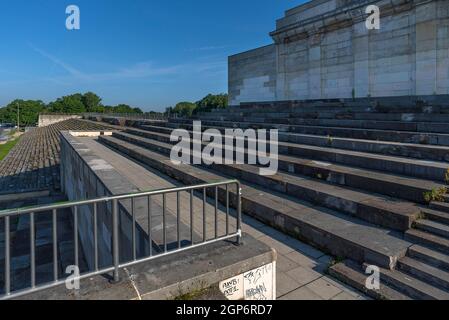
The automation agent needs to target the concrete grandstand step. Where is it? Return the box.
[121,128,444,203]
[421,208,449,225]
[199,116,449,133]
[168,119,449,146]
[415,220,449,239]
[213,163,420,231]
[430,202,449,214]
[397,256,449,291]
[110,131,421,231]
[123,126,445,203]
[405,229,449,254]
[408,245,449,271]
[147,120,449,162]
[146,123,449,182]
[372,264,449,300]
[98,135,411,269]
[199,111,449,123]
[328,260,412,300]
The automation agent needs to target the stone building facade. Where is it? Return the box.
[228,0,449,105]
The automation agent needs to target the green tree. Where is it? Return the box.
[173,102,197,117]
[0,99,46,126]
[195,93,228,114]
[47,94,86,113]
[82,92,103,112]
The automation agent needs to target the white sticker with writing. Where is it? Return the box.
[219,262,276,300]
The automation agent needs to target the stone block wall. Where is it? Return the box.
[38,114,82,127]
[228,45,277,106]
[60,132,150,269]
[229,0,449,105]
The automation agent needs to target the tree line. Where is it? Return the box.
[167,93,228,118]
[0,92,229,126]
[0,92,143,126]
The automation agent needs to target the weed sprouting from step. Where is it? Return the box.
[423,187,448,204]
[445,169,449,185]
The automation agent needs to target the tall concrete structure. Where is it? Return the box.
[229,0,449,105]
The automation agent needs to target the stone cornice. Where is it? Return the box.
[269,0,433,44]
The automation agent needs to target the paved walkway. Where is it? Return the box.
[81,137,367,300]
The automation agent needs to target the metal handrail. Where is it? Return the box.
[1,180,242,300]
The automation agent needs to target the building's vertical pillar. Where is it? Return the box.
[308,35,322,99]
[275,43,287,101]
[436,1,449,95]
[415,2,438,95]
[353,20,370,98]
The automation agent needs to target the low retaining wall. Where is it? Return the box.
[39,114,82,127]
[60,131,150,269]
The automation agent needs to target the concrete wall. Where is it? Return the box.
[60,132,150,269]
[38,114,82,127]
[229,0,449,105]
[228,45,277,106]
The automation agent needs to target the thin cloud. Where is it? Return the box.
[28,44,226,84]
[29,43,88,80]
[186,45,230,52]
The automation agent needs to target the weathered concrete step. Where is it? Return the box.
[296,113,449,123]
[99,135,411,269]
[408,245,449,271]
[430,202,449,214]
[405,229,449,254]
[398,256,449,291]
[141,122,449,163]
[156,123,449,182]
[328,260,412,300]
[372,264,449,300]
[125,127,444,203]
[291,119,449,134]
[421,208,449,225]
[415,220,449,239]
[169,119,449,146]
[198,115,449,133]
[199,117,449,133]
[112,131,421,231]
[200,111,449,123]
[215,163,419,231]
[282,133,449,163]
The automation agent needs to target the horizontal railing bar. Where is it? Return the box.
[1,231,241,301]
[0,180,239,218]
[0,179,242,300]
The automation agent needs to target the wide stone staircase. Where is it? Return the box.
[92,100,449,299]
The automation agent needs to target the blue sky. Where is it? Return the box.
[0,0,304,111]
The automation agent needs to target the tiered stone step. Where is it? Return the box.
[167,121,449,182]
[200,111,449,123]
[125,127,444,203]
[111,130,427,231]
[168,119,449,146]
[138,122,449,162]
[87,104,449,299]
[330,247,449,300]
[332,200,449,299]
[98,134,411,269]
[196,116,449,134]
[328,260,412,300]
[131,124,447,194]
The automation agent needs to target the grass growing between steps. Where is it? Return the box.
[0,136,20,161]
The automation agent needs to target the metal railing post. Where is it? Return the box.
[112,199,120,283]
[236,182,242,245]
[0,179,241,299]
[4,216,10,296]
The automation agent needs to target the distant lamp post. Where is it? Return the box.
[16,102,20,131]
